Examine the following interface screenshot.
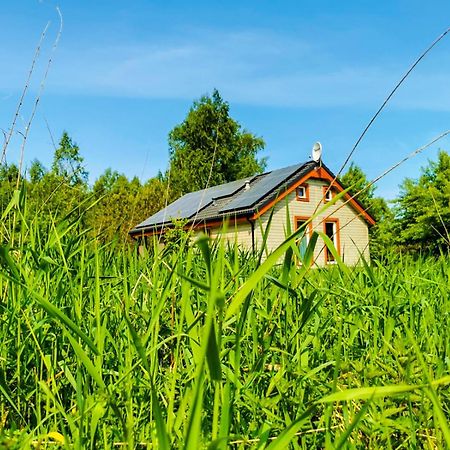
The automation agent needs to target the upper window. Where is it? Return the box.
[323,185,335,203]
[296,184,309,202]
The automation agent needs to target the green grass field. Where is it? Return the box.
[0,195,449,448]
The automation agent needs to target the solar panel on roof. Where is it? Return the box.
[135,191,206,228]
[218,163,305,213]
[205,178,250,199]
[134,177,251,229]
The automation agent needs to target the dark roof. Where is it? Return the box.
[130,160,318,235]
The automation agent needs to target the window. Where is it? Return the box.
[296,184,309,202]
[323,185,335,203]
[295,217,312,260]
[324,219,340,263]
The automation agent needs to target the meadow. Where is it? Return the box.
[0,194,450,449]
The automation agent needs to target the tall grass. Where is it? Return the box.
[1,191,449,448]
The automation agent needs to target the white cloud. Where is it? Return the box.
[3,28,450,110]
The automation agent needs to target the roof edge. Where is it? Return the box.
[251,164,376,226]
[129,211,252,238]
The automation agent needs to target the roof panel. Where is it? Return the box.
[130,160,322,234]
[133,177,251,229]
[134,191,206,229]
[218,163,305,213]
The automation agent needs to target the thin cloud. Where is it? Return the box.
[2,28,450,110]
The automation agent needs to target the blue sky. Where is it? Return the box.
[0,1,449,199]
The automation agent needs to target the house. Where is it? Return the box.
[129,159,375,265]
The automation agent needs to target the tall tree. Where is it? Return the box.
[340,163,391,221]
[26,133,89,230]
[340,163,375,209]
[28,159,47,184]
[167,89,266,197]
[394,150,450,254]
[52,131,88,185]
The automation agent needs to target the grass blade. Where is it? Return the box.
[66,333,105,390]
[265,406,316,450]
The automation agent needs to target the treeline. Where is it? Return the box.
[340,151,450,257]
[1,89,449,257]
[0,90,266,244]
[0,133,168,243]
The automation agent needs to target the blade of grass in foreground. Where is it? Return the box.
[184,236,225,449]
[316,231,350,276]
[264,405,317,450]
[65,333,105,390]
[32,289,100,355]
[333,398,371,450]
[317,375,450,403]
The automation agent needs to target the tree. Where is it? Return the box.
[52,131,88,185]
[28,159,47,184]
[87,170,169,243]
[340,163,375,208]
[167,89,266,197]
[0,162,19,211]
[340,162,393,259]
[25,133,89,231]
[339,162,391,221]
[394,150,450,254]
[0,162,19,184]
[92,168,121,196]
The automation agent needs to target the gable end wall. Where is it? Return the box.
[208,179,370,266]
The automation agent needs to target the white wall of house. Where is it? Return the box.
[209,222,253,248]
[208,179,371,266]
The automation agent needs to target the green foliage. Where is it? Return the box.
[0,162,19,211]
[87,170,168,243]
[88,171,141,241]
[51,131,88,185]
[28,159,46,183]
[0,162,19,183]
[339,162,389,222]
[340,162,376,207]
[162,218,192,253]
[0,132,170,244]
[168,89,267,197]
[27,174,87,229]
[1,190,450,448]
[394,150,450,254]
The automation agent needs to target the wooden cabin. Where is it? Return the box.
[129,160,375,265]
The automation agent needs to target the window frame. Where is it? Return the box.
[294,216,313,263]
[323,185,335,203]
[323,218,340,264]
[295,184,310,202]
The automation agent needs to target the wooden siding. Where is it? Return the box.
[209,222,253,248]
[208,179,370,266]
